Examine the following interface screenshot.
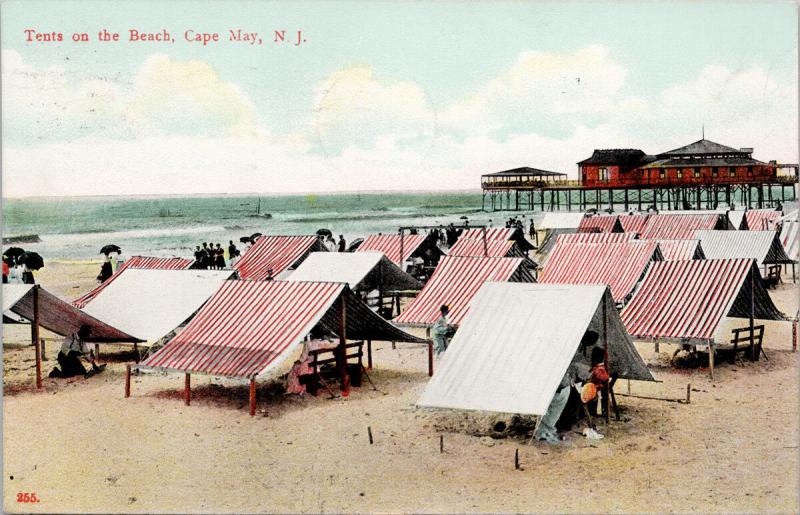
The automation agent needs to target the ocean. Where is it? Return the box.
[2,191,516,260]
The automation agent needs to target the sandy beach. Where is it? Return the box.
[1,260,798,513]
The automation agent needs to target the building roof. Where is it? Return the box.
[394,256,535,327]
[80,269,234,344]
[659,139,750,157]
[234,235,325,281]
[539,241,662,303]
[4,284,139,342]
[639,157,765,169]
[694,230,793,265]
[638,213,727,240]
[72,255,195,308]
[482,167,566,178]
[284,251,422,292]
[577,149,654,172]
[416,283,654,416]
[355,234,428,267]
[621,259,785,343]
[141,280,424,379]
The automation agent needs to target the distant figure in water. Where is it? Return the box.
[338,235,346,252]
[97,256,113,283]
[215,243,225,269]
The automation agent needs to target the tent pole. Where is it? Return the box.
[367,339,373,369]
[708,343,715,380]
[602,293,610,425]
[750,262,756,361]
[399,229,405,272]
[184,373,191,405]
[249,377,256,416]
[482,226,488,257]
[94,343,100,361]
[427,340,433,377]
[338,295,350,394]
[793,318,798,353]
[32,285,42,389]
[125,364,131,398]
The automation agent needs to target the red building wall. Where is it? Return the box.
[581,163,776,188]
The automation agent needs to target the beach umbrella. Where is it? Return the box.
[100,244,122,255]
[3,247,25,262]
[316,228,332,238]
[19,251,44,270]
[346,238,364,252]
[459,216,469,220]
[250,233,263,242]
[239,236,251,244]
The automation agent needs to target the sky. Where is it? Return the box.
[1,0,797,197]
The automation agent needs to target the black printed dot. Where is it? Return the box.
[9,476,13,480]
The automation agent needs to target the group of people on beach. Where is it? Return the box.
[2,256,35,284]
[321,234,347,253]
[193,241,239,270]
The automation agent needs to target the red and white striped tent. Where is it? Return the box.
[556,232,632,245]
[618,213,650,235]
[638,213,729,240]
[355,234,427,267]
[621,259,784,345]
[5,284,139,342]
[578,215,623,234]
[72,256,195,308]
[648,239,705,261]
[459,227,535,252]
[234,235,326,281]
[284,251,422,292]
[741,209,782,231]
[781,221,799,261]
[539,241,663,304]
[393,256,536,327]
[140,280,423,379]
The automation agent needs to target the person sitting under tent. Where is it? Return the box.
[285,327,338,395]
[431,305,455,356]
[49,325,103,378]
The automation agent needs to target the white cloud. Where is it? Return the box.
[2,47,797,197]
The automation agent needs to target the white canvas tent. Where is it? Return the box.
[80,269,233,344]
[285,251,422,292]
[417,282,654,416]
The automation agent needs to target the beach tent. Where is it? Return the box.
[618,213,650,235]
[539,241,663,304]
[638,213,730,240]
[459,227,535,252]
[393,256,536,327]
[578,215,623,234]
[648,239,705,261]
[137,280,424,412]
[355,233,440,268]
[781,221,799,261]
[694,230,792,266]
[417,282,654,415]
[538,212,585,230]
[556,232,633,245]
[740,209,782,231]
[727,210,746,231]
[80,269,233,345]
[447,238,539,268]
[285,251,422,292]
[621,259,785,375]
[234,235,326,281]
[4,284,138,342]
[73,256,195,308]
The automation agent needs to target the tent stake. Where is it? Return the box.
[515,448,520,470]
[686,383,691,404]
[439,434,444,453]
[125,364,131,398]
[32,285,41,389]
[249,377,256,416]
[793,319,798,353]
[184,373,191,405]
[368,426,374,445]
[708,344,715,380]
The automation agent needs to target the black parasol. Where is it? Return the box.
[100,244,122,255]
[3,247,26,263]
[19,251,44,270]
[346,238,364,252]
[239,236,252,244]
[316,228,332,238]
[250,233,263,242]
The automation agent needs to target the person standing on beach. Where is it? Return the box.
[228,240,238,261]
[97,255,113,283]
[201,243,210,269]
[431,305,455,356]
[194,246,204,268]
[338,235,346,252]
[215,243,225,269]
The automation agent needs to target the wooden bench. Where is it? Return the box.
[306,341,374,397]
[729,324,766,363]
